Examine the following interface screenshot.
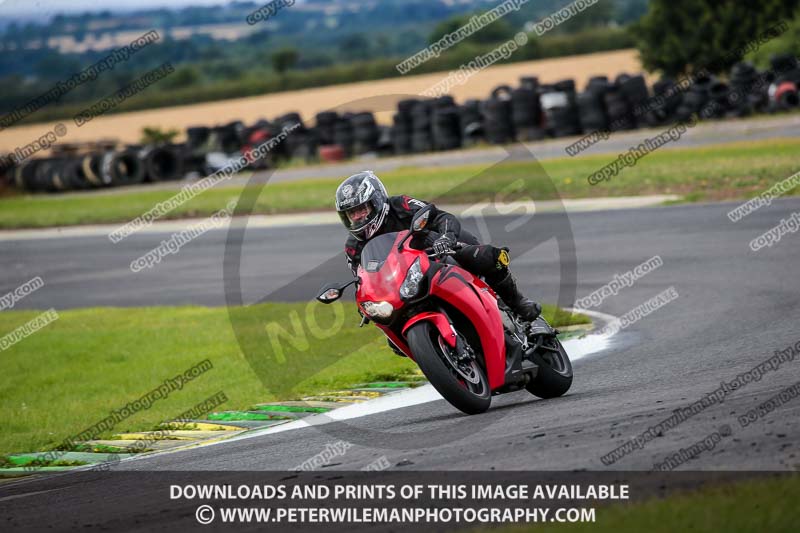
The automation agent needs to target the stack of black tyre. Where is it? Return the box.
[410,100,435,153]
[375,125,395,156]
[333,114,355,157]
[134,144,185,182]
[430,96,462,151]
[602,77,636,131]
[675,72,714,122]
[275,112,316,161]
[483,86,515,144]
[185,125,212,173]
[0,153,14,188]
[459,99,484,146]
[616,74,651,126]
[215,121,247,154]
[643,77,684,126]
[14,149,148,192]
[707,78,734,118]
[512,77,545,141]
[577,76,611,132]
[391,99,416,155]
[540,79,581,137]
[314,111,339,145]
[729,62,768,116]
[351,111,381,154]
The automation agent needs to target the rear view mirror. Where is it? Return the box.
[411,204,434,233]
[317,287,342,303]
[316,280,356,303]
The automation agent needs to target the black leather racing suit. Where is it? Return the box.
[344,195,509,285]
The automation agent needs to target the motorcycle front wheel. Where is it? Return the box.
[406,321,491,415]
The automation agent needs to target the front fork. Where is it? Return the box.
[402,308,483,370]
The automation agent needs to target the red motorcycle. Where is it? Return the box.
[317,205,573,414]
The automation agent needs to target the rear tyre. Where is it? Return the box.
[526,337,573,399]
[407,322,491,414]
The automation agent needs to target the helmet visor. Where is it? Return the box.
[345,203,373,227]
[339,198,380,232]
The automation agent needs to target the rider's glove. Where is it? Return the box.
[432,233,456,256]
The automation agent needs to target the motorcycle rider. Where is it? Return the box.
[336,170,541,322]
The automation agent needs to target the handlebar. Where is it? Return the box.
[425,242,463,259]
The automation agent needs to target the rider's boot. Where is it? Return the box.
[490,272,542,322]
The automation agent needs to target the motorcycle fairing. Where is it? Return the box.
[427,265,507,390]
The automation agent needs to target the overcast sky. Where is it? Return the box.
[0,0,241,17]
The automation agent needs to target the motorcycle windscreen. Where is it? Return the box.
[360,231,402,272]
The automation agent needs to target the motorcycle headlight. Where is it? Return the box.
[361,300,394,319]
[399,257,424,299]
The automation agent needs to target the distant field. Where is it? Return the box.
[0,138,797,230]
[0,49,646,153]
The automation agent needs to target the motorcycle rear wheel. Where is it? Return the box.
[407,321,491,414]
[526,336,573,398]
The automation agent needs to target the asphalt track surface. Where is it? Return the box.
[2,198,800,529]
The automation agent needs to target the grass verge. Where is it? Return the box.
[0,302,588,457]
[488,475,799,533]
[1,138,798,229]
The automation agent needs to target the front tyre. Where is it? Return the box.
[406,321,491,415]
[526,336,573,398]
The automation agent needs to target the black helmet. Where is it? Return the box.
[335,170,389,241]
